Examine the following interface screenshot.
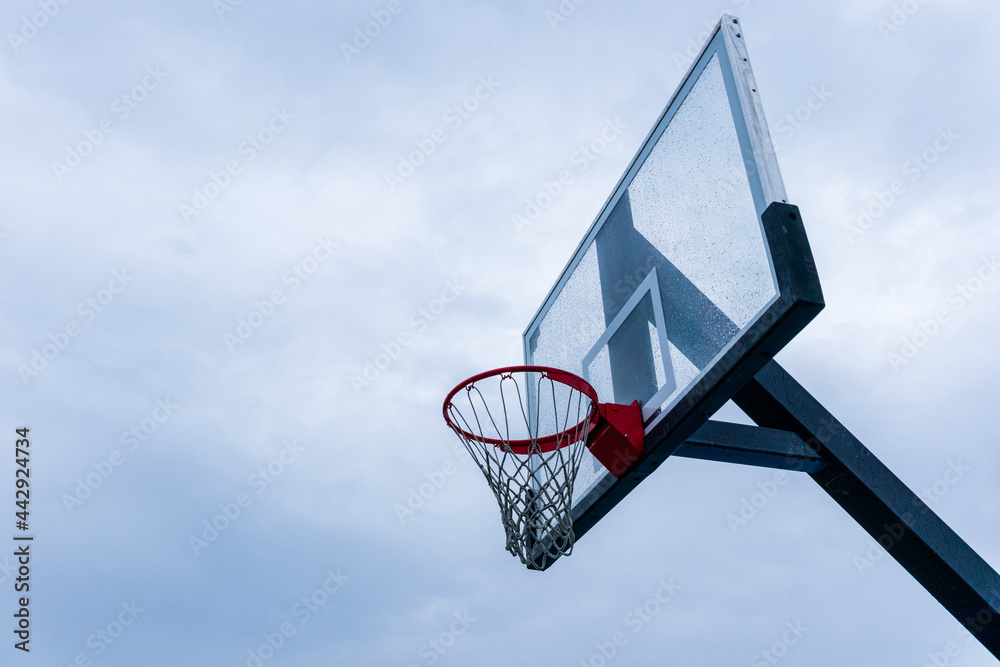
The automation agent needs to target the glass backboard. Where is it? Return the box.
[523,16,823,565]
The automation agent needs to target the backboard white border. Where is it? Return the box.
[580,267,676,422]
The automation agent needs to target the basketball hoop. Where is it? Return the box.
[442,366,600,569]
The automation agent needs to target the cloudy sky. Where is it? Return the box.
[1,0,999,665]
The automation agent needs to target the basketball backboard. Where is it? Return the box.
[523,15,823,565]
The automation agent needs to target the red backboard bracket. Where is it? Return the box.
[587,401,645,477]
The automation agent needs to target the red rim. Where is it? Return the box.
[442,365,600,454]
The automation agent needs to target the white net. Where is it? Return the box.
[444,368,597,570]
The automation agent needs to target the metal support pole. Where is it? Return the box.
[732,360,1000,657]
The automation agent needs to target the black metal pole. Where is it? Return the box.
[733,360,1000,658]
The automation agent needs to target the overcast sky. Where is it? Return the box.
[1,0,999,665]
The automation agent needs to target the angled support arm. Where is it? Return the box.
[723,360,1000,658]
[675,419,826,473]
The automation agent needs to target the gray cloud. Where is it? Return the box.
[1,0,998,664]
